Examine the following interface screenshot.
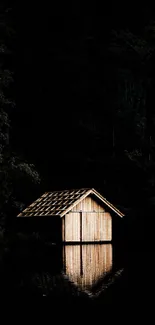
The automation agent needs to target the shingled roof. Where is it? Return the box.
[17,188,124,218]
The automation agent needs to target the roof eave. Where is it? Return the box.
[61,188,124,218]
[17,214,61,218]
[91,188,124,218]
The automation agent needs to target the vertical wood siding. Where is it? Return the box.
[63,195,112,242]
[62,217,65,241]
[82,212,112,241]
[72,196,105,212]
[65,212,80,241]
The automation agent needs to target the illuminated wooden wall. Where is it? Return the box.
[62,195,112,242]
[63,244,112,291]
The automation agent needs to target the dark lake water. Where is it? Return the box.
[1,241,148,310]
[7,243,124,299]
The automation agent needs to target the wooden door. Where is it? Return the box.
[64,212,80,242]
[82,212,112,241]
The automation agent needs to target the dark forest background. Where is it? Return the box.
[2,3,155,242]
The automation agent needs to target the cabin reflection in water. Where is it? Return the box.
[62,244,112,291]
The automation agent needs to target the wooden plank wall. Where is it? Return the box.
[82,212,112,241]
[71,196,105,212]
[64,212,80,242]
[63,244,112,291]
[62,195,112,242]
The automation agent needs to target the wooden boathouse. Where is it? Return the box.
[17,188,124,243]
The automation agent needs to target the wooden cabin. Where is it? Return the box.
[17,188,124,243]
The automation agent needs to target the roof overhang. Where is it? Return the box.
[60,188,124,218]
